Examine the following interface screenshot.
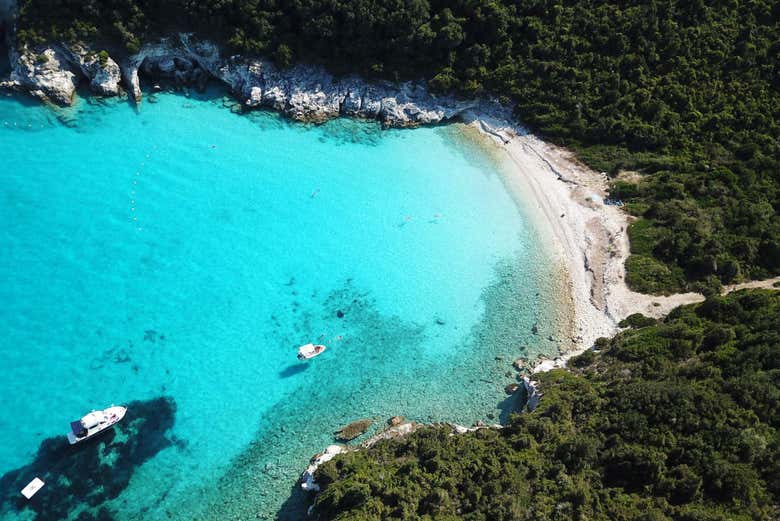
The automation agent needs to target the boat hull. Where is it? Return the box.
[67,405,127,445]
[297,344,327,360]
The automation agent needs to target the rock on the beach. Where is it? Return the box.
[513,358,526,371]
[504,383,520,395]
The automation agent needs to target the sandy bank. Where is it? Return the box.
[461,111,718,361]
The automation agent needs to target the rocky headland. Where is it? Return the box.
[0,33,480,128]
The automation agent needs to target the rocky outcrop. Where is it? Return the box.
[521,376,542,412]
[300,444,345,493]
[1,45,79,105]
[66,45,122,96]
[1,43,123,103]
[5,33,482,128]
[184,34,477,127]
[120,38,207,102]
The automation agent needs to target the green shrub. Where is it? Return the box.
[625,255,683,294]
[273,43,293,69]
[569,349,596,367]
[619,313,658,329]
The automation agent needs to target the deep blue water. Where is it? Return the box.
[0,88,564,520]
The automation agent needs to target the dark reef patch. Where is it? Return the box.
[0,396,177,521]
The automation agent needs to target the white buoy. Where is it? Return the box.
[21,477,44,499]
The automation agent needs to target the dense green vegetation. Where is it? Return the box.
[311,290,779,520]
[11,1,780,292]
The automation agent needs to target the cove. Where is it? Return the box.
[0,88,566,520]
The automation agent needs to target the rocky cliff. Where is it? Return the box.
[1,33,482,128]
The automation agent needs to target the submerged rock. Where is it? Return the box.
[504,383,520,395]
[0,396,177,520]
[334,418,374,441]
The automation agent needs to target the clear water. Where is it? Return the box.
[0,88,565,520]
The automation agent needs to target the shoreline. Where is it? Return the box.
[459,111,710,367]
[2,59,768,363]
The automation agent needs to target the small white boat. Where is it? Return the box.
[297,343,326,360]
[21,477,45,499]
[67,405,127,445]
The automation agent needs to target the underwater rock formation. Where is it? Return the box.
[0,396,177,521]
[334,418,374,442]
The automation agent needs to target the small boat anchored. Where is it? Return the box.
[67,405,127,445]
[297,343,326,360]
[21,477,45,499]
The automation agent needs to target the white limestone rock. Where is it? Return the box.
[522,376,542,412]
[120,60,142,102]
[300,444,345,492]
[67,45,122,96]
[6,46,79,105]
[7,33,485,127]
[246,86,263,107]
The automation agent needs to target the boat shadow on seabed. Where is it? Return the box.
[0,396,177,521]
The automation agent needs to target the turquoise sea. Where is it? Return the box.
[0,87,565,520]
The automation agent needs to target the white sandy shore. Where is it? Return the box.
[460,110,739,367]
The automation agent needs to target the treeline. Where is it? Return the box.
[311,290,780,520]
[14,0,780,293]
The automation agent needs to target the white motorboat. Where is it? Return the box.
[67,405,127,445]
[297,343,326,360]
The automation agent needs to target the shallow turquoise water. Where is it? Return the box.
[0,88,563,520]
